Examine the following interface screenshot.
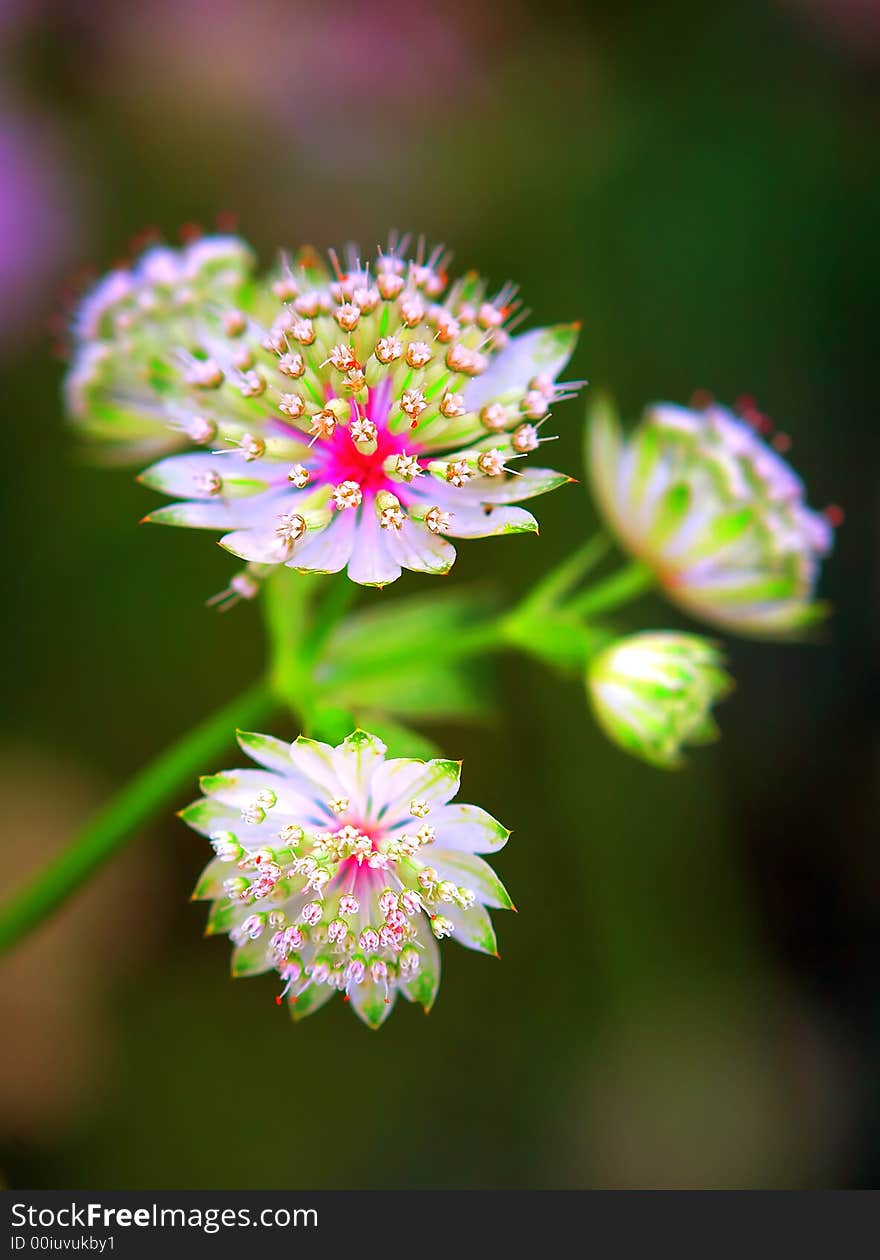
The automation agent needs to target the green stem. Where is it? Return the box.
[321,617,506,693]
[0,679,274,956]
[263,568,319,721]
[567,560,655,618]
[517,531,612,615]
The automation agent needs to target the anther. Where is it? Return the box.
[445,459,471,487]
[424,506,451,534]
[279,393,306,419]
[406,341,433,368]
[480,403,508,432]
[440,391,466,419]
[239,371,266,398]
[375,336,403,364]
[332,480,363,510]
[512,423,540,453]
[478,449,506,476]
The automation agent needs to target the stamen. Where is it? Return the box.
[478,449,506,476]
[424,506,452,534]
[445,459,471,487]
[332,480,363,510]
[512,423,539,453]
[279,393,306,419]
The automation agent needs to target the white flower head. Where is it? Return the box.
[588,632,733,769]
[65,235,256,462]
[588,397,836,636]
[67,234,583,591]
[182,728,513,1028]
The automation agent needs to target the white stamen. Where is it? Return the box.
[332,480,363,510]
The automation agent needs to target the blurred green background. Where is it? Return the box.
[1,0,877,1189]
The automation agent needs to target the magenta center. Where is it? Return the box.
[313,381,421,500]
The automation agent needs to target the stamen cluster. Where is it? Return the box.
[182,729,512,1027]
[66,234,583,593]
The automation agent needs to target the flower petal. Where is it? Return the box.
[384,519,456,575]
[198,768,319,819]
[370,757,462,821]
[399,921,441,1011]
[349,977,397,1029]
[462,323,579,410]
[429,802,511,853]
[288,736,344,798]
[346,508,402,587]
[191,857,229,901]
[236,730,295,774]
[440,504,538,538]
[444,902,499,955]
[220,526,302,564]
[138,452,271,499]
[332,729,389,809]
[428,849,514,910]
[231,937,274,977]
[289,981,337,1022]
[146,500,241,529]
[287,511,356,574]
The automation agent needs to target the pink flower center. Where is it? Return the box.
[313,379,421,499]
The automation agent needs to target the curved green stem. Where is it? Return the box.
[0,679,275,957]
[567,560,655,618]
[517,531,612,616]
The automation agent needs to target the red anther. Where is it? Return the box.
[129,226,160,255]
[179,222,203,244]
[410,420,418,429]
[744,408,773,434]
[824,504,844,528]
[275,995,283,1006]
[771,432,791,453]
[690,389,714,409]
[215,210,239,232]
[735,394,756,414]
[343,994,350,1003]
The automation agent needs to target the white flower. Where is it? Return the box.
[67,234,583,589]
[588,398,836,636]
[182,729,513,1028]
[65,235,256,462]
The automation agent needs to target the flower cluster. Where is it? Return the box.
[587,633,732,769]
[67,233,582,589]
[588,398,835,636]
[65,235,257,462]
[181,728,512,1028]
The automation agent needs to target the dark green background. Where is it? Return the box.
[1,0,876,1188]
